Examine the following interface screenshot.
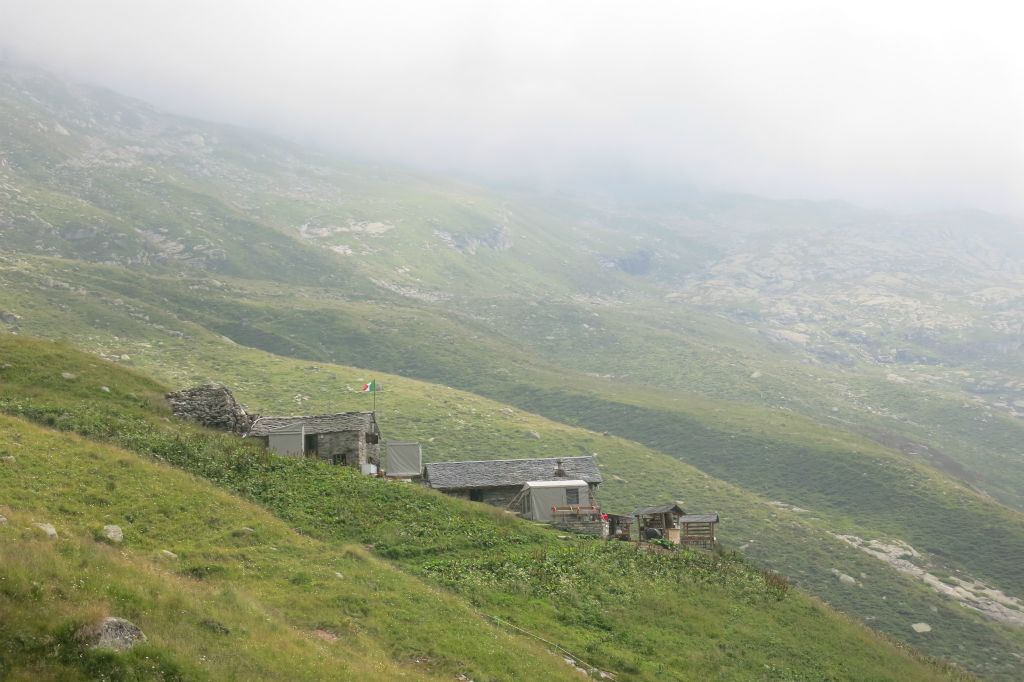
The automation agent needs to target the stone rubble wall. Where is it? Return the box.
[166,384,253,435]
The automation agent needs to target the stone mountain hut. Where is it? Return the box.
[246,412,381,473]
[423,455,602,509]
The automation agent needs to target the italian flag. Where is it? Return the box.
[360,380,378,393]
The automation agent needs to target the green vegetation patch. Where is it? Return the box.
[0,337,969,680]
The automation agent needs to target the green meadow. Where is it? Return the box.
[0,337,969,680]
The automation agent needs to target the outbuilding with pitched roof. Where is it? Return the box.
[246,412,381,472]
[424,456,602,509]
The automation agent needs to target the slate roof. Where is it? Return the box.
[524,479,589,488]
[424,456,602,490]
[679,513,719,523]
[632,503,686,516]
[246,412,379,437]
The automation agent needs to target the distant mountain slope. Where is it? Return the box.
[2,63,1023,678]
[0,62,633,298]
[3,61,1022,513]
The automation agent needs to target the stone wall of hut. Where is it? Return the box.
[552,515,608,538]
[318,431,362,465]
[313,431,380,467]
[439,486,522,509]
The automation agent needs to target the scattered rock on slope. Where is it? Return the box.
[32,522,57,539]
[103,525,123,543]
[77,617,147,651]
[166,384,253,434]
[313,628,338,642]
[200,618,230,635]
[830,568,858,585]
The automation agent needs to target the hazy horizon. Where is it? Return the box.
[2,0,1022,216]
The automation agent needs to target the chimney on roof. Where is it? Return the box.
[554,459,566,478]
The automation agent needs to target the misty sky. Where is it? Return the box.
[1,1,1022,214]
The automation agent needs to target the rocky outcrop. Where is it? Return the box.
[832,533,1024,626]
[433,225,513,254]
[166,384,253,434]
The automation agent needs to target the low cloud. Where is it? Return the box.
[2,0,1022,214]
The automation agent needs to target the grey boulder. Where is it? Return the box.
[78,617,147,651]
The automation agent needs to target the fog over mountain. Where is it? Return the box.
[4,13,1024,677]
[2,0,1022,213]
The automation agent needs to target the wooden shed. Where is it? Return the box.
[606,513,633,541]
[633,503,686,543]
[679,513,719,550]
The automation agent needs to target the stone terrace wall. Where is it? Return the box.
[553,515,609,538]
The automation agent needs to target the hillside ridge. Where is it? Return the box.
[0,336,970,680]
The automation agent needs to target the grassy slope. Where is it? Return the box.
[1,328,1021,679]
[21,257,1019,603]
[5,257,1024,675]
[4,255,1024,681]
[0,336,965,682]
[0,428,569,682]
[479,296,1024,513]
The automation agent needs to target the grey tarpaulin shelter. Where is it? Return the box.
[385,441,423,478]
[520,480,591,522]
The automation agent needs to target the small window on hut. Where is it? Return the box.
[565,488,580,505]
[469,489,484,502]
